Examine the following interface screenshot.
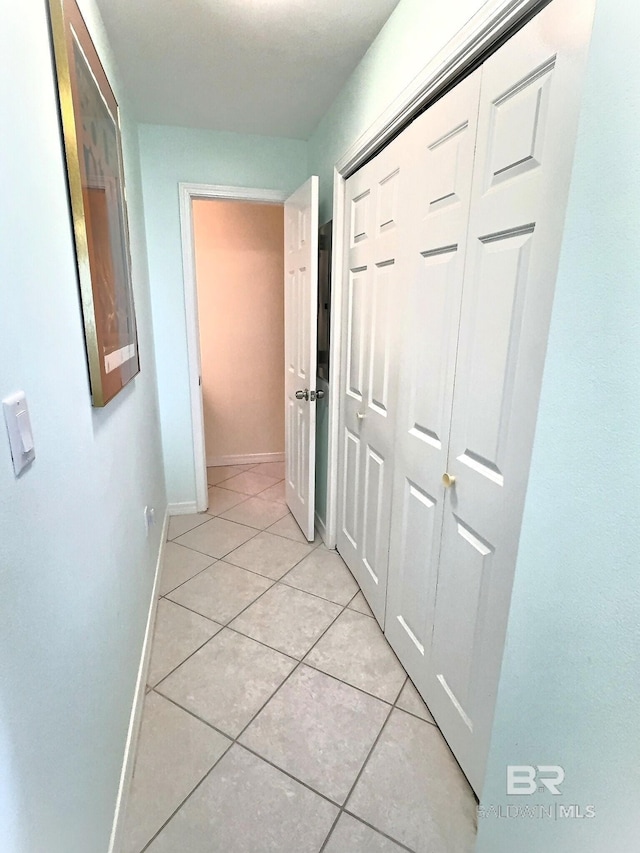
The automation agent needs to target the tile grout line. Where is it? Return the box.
[156,550,437,728]
[152,579,292,693]
[216,500,290,528]
[137,734,233,853]
[150,674,416,853]
[142,692,346,853]
[159,557,218,597]
[318,676,416,853]
[163,527,320,598]
[215,475,283,498]
[236,741,343,809]
[168,503,323,561]
[342,809,417,853]
[156,687,342,814]
[205,461,263,485]
[169,504,324,566]
[156,585,362,753]
[227,587,362,744]
[138,536,435,851]
[163,528,331,633]
[236,587,364,734]
[141,640,428,849]
[147,638,347,849]
[320,708,396,850]
[140,475,313,853]
[166,514,210,539]
[220,564,335,599]
[147,623,224,691]
[161,551,436,724]
[171,519,264,559]
[156,591,410,716]
[153,539,339,692]
[156,620,404,724]
[158,562,426,715]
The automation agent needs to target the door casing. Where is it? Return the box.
[179,183,287,513]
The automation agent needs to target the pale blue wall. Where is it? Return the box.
[138,125,308,505]
[476,2,640,850]
[308,0,488,222]
[0,2,166,851]
[308,0,487,525]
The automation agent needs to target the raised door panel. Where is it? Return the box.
[367,261,394,419]
[389,478,441,658]
[346,268,368,404]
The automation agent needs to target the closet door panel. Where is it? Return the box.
[338,183,373,559]
[385,69,482,691]
[346,268,368,405]
[389,478,440,657]
[337,142,407,624]
[427,0,596,794]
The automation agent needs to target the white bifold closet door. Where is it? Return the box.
[336,140,409,624]
[385,0,595,795]
[384,66,482,736]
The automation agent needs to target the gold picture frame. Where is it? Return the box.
[48,0,139,406]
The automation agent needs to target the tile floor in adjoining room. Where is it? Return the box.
[122,461,478,853]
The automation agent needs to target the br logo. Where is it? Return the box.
[507,765,565,795]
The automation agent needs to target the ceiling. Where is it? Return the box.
[94,0,402,140]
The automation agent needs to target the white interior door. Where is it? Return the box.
[284,177,319,541]
[336,141,408,624]
[385,68,482,706]
[386,0,595,794]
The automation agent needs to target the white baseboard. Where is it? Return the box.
[206,451,284,467]
[168,501,198,516]
[108,508,169,853]
[315,511,328,546]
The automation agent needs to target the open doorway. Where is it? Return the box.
[192,198,285,470]
[179,184,288,512]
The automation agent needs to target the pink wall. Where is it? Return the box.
[193,199,285,461]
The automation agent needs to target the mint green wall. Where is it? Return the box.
[476,2,640,850]
[308,0,486,526]
[138,125,308,505]
[0,2,166,851]
[308,0,487,223]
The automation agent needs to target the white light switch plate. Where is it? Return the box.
[3,392,35,476]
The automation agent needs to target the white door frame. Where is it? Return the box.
[178,183,288,512]
[325,0,550,546]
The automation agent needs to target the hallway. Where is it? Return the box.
[122,462,477,852]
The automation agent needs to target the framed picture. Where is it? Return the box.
[48,0,139,406]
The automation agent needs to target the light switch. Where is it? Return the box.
[3,392,35,476]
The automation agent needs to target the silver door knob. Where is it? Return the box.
[295,389,309,401]
[310,389,325,401]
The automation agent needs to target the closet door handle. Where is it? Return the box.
[442,472,456,487]
[356,411,366,421]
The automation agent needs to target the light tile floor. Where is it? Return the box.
[123,461,477,853]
